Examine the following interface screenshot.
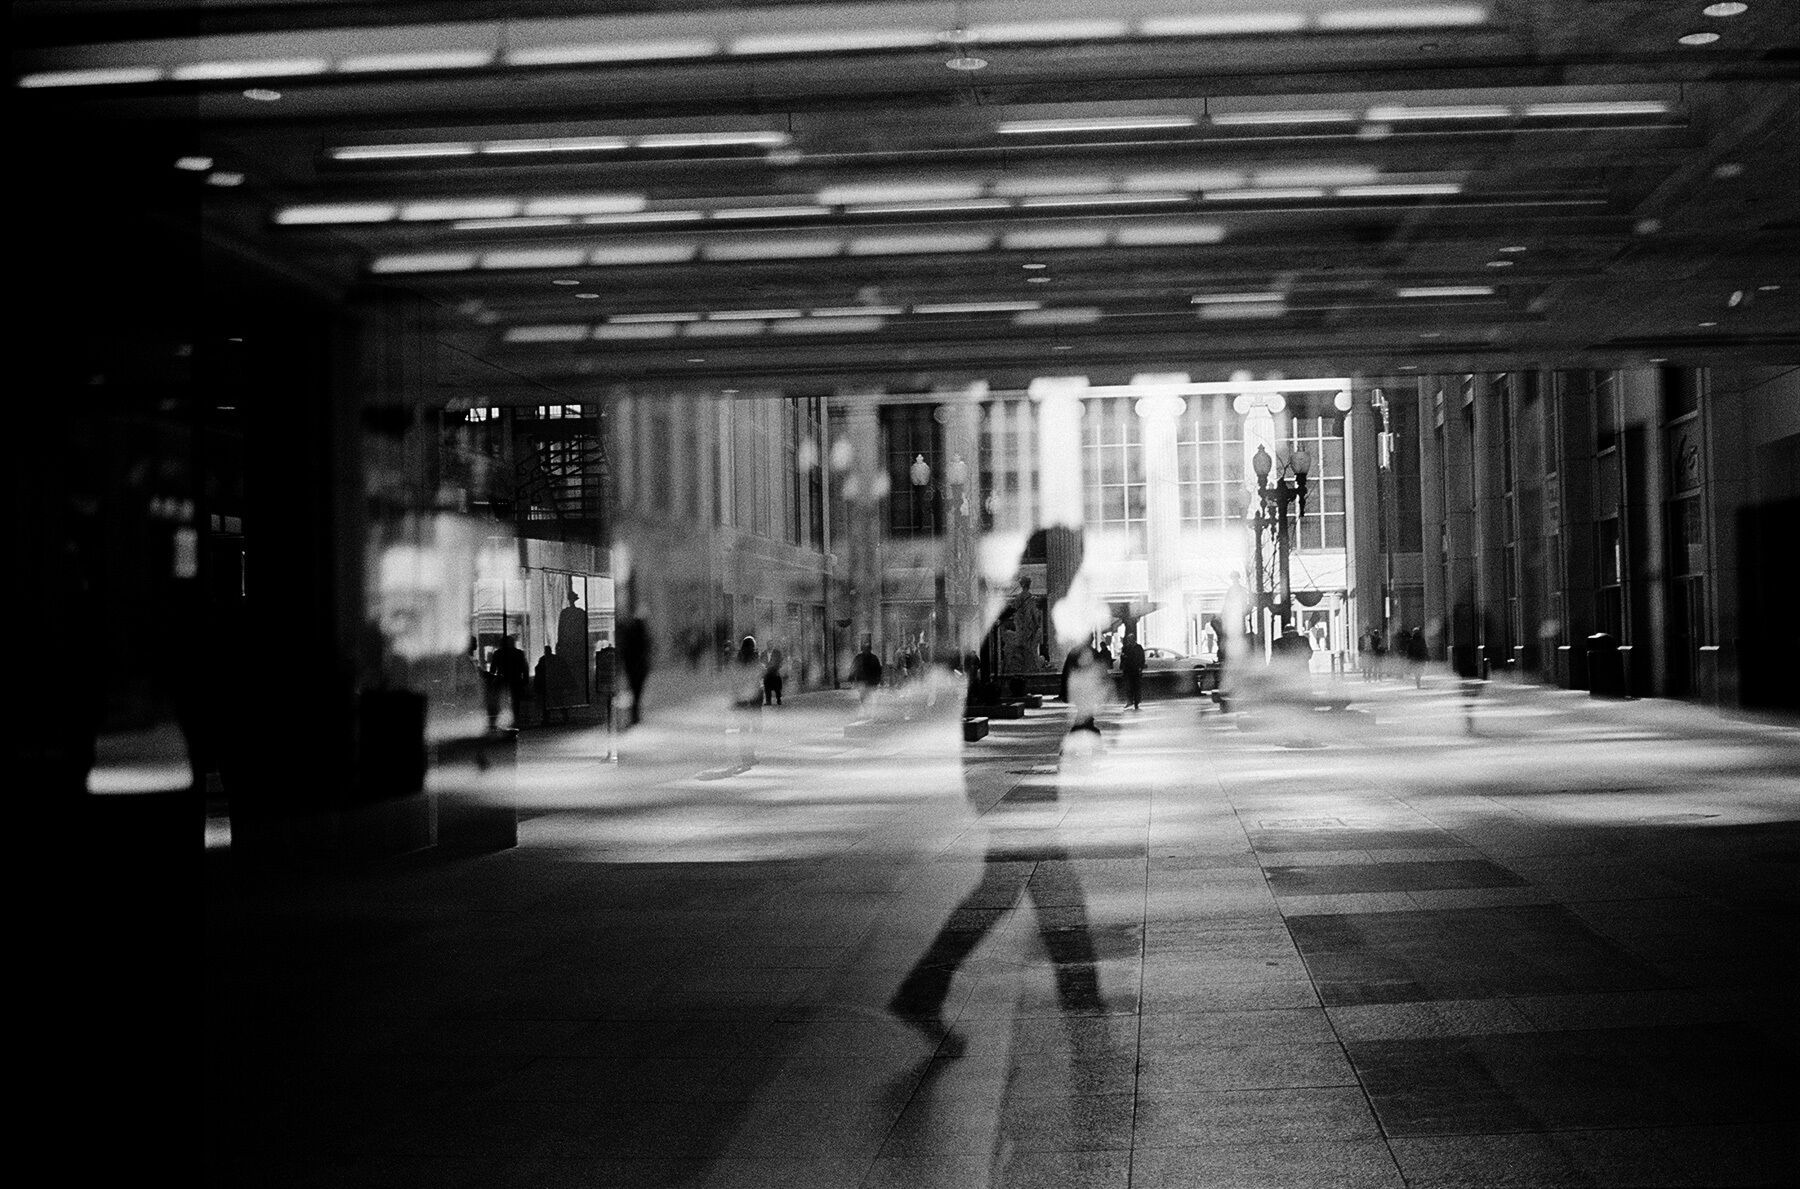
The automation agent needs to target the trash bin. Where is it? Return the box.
[1586,633,1624,698]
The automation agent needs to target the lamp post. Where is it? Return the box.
[1250,441,1311,636]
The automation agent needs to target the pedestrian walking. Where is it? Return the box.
[761,642,786,706]
[1120,631,1146,710]
[617,615,652,726]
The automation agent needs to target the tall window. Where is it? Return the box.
[980,400,1038,532]
[1286,412,1346,550]
[1176,395,1245,528]
[1083,398,1146,555]
[883,403,941,537]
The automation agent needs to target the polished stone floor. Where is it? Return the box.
[204,677,1799,1188]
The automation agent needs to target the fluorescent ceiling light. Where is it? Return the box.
[524,195,648,216]
[1200,302,1285,319]
[338,50,496,73]
[848,233,994,255]
[684,320,763,336]
[1522,101,1670,117]
[811,306,905,317]
[172,58,329,80]
[453,216,575,230]
[844,199,1012,214]
[1113,222,1227,245]
[1124,170,1247,191]
[819,182,984,205]
[970,20,1130,42]
[1254,166,1381,187]
[993,175,1115,197]
[637,131,789,149]
[609,313,701,323]
[1203,188,1327,200]
[1314,5,1489,30]
[774,317,885,333]
[914,301,1042,314]
[582,211,705,225]
[505,325,590,343]
[276,203,399,224]
[712,206,834,219]
[1210,109,1357,125]
[1192,292,1285,303]
[728,30,938,55]
[481,136,629,154]
[1019,193,1188,207]
[590,243,700,265]
[371,252,479,273]
[997,116,1197,134]
[400,199,522,220]
[1397,285,1494,297]
[709,309,802,320]
[1677,32,1720,46]
[704,236,844,260]
[480,248,588,270]
[1015,308,1103,325]
[18,66,164,88]
[1002,228,1111,250]
[1366,104,1511,120]
[506,39,718,66]
[1138,14,1308,35]
[594,323,679,340]
[1336,182,1462,196]
[331,143,477,160]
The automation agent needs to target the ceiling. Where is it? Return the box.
[16,0,1800,397]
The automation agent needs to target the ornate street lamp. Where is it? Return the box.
[1250,441,1311,636]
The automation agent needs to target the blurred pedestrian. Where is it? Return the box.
[761,642,785,707]
[1120,630,1146,710]
[733,635,763,765]
[617,615,652,726]
[533,644,556,725]
[850,640,883,704]
[594,641,617,733]
[1406,626,1429,688]
[486,635,528,730]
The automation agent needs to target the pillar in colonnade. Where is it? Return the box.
[1344,386,1383,658]
[1132,375,1188,652]
[834,395,885,655]
[937,384,985,654]
[1029,376,1088,652]
[1415,378,1448,661]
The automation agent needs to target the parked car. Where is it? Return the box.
[1115,647,1211,699]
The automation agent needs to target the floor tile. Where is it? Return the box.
[1128,1140,1404,1188]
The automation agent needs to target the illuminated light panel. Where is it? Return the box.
[704,236,844,260]
[1200,302,1285,319]
[594,323,679,340]
[175,156,214,171]
[970,20,1130,41]
[818,181,984,205]
[371,252,479,273]
[1015,308,1102,325]
[728,29,938,54]
[481,136,629,154]
[1397,285,1495,297]
[1366,104,1511,120]
[1001,228,1111,250]
[1203,188,1327,200]
[505,325,590,343]
[711,206,834,219]
[914,301,1042,314]
[453,216,575,230]
[1192,292,1285,303]
[1314,5,1489,30]
[709,309,802,320]
[1704,2,1749,15]
[1254,166,1381,187]
[1138,13,1308,35]
[242,88,283,101]
[399,199,522,221]
[1523,101,1671,117]
[1019,193,1189,207]
[848,232,994,255]
[276,203,400,224]
[1124,170,1247,191]
[1210,109,1357,125]
[1678,31,1721,45]
[506,39,719,66]
[331,143,478,160]
[1112,222,1227,245]
[172,58,329,80]
[1336,182,1462,196]
[479,247,589,270]
[993,175,1115,197]
[583,211,705,225]
[338,50,497,73]
[684,320,764,336]
[776,317,885,333]
[997,116,1197,134]
[207,171,245,186]
[18,66,164,88]
[524,195,649,216]
[844,199,1012,215]
[811,306,905,317]
[609,313,702,323]
[637,131,790,149]
[590,242,700,265]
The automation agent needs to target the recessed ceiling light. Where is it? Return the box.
[1026,276,1052,283]
[1023,262,1048,269]
[575,293,600,299]
[1728,290,1746,307]
[206,171,245,186]
[946,54,987,70]
[242,88,282,101]
[686,357,706,363]
[1703,3,1748,16]
[1498,245,1528,253]
[1486,260,1514,268]
[1758,284,1781,291]
[552,279,580,285]
[1678,31,1720,45]
[1649,357,1667,363]
[1052,344,1073,351]
[175,156,213,171]
[1698,321,1717,327]
[1420,331,1442,338]
[1398,364,1419,370]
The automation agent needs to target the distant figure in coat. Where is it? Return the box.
[486,636,528,730]
[616,616,652,726]
[762,643,785,707]
[1406,626,1430,688]
[850,643,883,704]
[533,645,557,725]
[594,642,617,732]
[1120,632,1146,710]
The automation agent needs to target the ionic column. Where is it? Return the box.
[1029,376,1088,649]
[1133,374,1187,652]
